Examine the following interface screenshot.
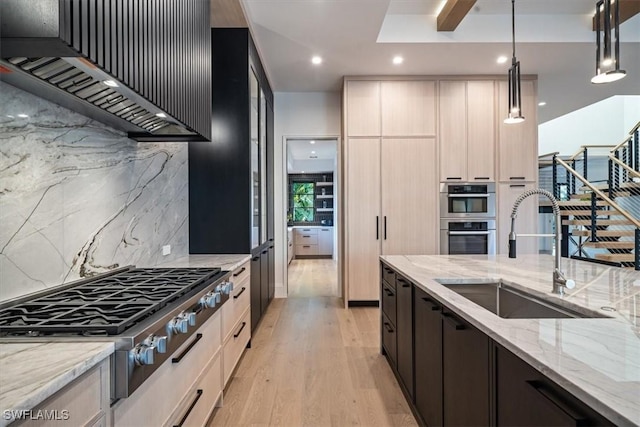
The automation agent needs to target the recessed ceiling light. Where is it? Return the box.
[538,101,547,106]
[393,56,404,65]
[17,114,29,118]
[311,150,316,154]
[310,140,316,144]
[103,80,119,88]
[155,113,167,118]
[311,56,322,65]
[6,115,14,119]
[497,56,508,64]
[301,171,305,173]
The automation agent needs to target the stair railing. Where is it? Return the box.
[555,157,640,270]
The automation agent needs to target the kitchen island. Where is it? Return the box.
[381,254,639,426]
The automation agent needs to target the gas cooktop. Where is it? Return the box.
[0,267,222,337]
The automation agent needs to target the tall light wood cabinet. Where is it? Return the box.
[439,80,495,182]
[497,80,538,183]
[346,81,381,137]
[346,138,382,301]
[381,138,438,255]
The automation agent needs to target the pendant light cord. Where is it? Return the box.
[511,0,516,64]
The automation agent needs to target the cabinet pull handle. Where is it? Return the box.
[172,333,203,363]
[441,312,466,330]
[233,267,246,277]
[474,177,490,180]
[303,245,311,248]
[384,288,394,297]
[383,322,394,333]
[447,177,462,180]
[234,321,247,338]
[303,235,311,238]
[376,216,379,240]
[262,250,268,254]
[397,278,410,288]
[252,256,260,262]
[510,176,526,180]
[525,381,587,423]
[421,297,440,311]
[233,286,246,299]
[384,216,387,240]
[174,389,203,427]
[510,184,526,188]
[269,245,274,249]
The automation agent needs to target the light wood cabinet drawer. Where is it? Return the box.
[295,233,318,244]
[166,352,222,427]
[294,228,318,236]
[16,360,109,427]
[223,308,251,386]
[230,261,250,286]
[295,244,318,256]
[222,275,250,341]
[112,312,221,427]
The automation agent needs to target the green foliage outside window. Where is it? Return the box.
[292,182,315,222]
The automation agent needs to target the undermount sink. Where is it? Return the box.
[434,279,609,319]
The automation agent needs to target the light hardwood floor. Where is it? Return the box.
[207,260,417,427]
[287,259,339,298]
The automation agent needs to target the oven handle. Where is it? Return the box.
[447,231,491,235]
[173,389,203,427]
[447,193,490,198]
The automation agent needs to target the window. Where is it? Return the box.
[292,182,315,222]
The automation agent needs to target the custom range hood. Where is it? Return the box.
[0,0,211,142]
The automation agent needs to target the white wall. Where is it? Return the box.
[538,95,640,156]
[274,92,342,297]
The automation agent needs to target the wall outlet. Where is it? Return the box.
[162,245,171,256]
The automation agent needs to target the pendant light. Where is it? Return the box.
[592,0,626,84]
[504,0,524,124]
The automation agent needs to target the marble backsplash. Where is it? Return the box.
[0,82,189,301]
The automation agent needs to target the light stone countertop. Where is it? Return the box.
[0,342,114,427]
[149,254,251,271]
[380,254,640,427]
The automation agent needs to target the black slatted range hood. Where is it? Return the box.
[0,0,211,142]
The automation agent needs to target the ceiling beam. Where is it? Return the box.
[437,0,477,32]
[211,0,248,28]
[592,0,640,30]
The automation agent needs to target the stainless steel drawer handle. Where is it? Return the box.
[447,231,491,235]
[234,321,247,339]
[173,389,203,427]
[448,194,490,198]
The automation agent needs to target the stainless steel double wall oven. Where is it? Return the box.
[440,183,497,255]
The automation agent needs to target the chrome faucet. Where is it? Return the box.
[508,189,575,296]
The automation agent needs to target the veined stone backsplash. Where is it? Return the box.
[0,82,189,301]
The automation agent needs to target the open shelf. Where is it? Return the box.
[316,182,334,186]
[316,208,333,212]
[317,195,333,199]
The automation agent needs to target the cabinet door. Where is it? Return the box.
[496,345,615,427]
[318,228,333,255]
[260,247,269,312]
[381,312,397,368]
[439,81,468,182]
[381,80,436,137]
[346,138,381,301]
[414,287,443,427]
[250,254,261,332]
[498,182,538,254]
[467,81,496,182]
[381,138,438,255]
[442,308,490,426]
[497,80,538,182]
[268,243,275,302]
[395,276,414,400]
[346,81,381,137]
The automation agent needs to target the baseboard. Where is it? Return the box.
[348,300,379,307]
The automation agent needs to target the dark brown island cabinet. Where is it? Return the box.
[381,261,616,427]
[189,28,275,333]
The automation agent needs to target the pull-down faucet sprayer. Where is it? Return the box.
[508,189,575,296]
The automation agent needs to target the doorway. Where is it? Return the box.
[284,137,339,298]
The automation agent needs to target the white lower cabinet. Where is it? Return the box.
[318,228,333,256]
[15,359,110,427]
[223,308,251,386]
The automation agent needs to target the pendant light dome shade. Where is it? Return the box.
[592,0,626,84]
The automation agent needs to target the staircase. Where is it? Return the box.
[539,121,640,270]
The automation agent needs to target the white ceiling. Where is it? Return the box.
[241,0,640,123]
[287,138,336,173]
